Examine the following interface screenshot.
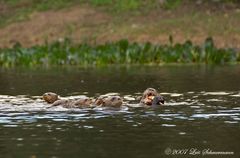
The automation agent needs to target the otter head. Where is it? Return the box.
[141,88,158,105]
[102,96,123,107]
[42,92,59,103]
[75,98,93,107]
[110,96,123,107]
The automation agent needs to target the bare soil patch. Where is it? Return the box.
[0,3,240,48]
[0,5,110,47]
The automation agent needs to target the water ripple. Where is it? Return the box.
[0,91,239,125]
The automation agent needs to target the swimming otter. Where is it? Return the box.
[140,88,164,106]
[51,98,93,108]
[74,98,93,108]
[42,92,93,108]
[94,96,123,108]
[42,92,59,103]
[42,92,124,108]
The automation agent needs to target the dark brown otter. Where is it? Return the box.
[140,88,164,106]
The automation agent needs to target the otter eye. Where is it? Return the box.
[111,97,116,101]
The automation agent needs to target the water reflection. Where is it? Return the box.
[1,65,240,96]
[0,91,239,124]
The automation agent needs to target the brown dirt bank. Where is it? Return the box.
[0,4,240,48]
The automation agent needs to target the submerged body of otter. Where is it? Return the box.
[94,96,123,108]
[42,88,164,109]
[43,92,93,108]
[52,98,93,108]
[42,92,123,108]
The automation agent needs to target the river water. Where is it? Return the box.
[0,65,239,158]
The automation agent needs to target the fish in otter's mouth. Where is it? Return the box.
[146,95,164,105]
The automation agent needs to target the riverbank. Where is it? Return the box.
[0,0,240,48]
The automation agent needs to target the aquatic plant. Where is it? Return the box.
[0,37,238,67]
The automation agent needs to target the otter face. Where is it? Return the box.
[143,88,158,98]
[141,88,164,106]
[101,96,123,107]
[141,88,158,105]
[109,96,123,107]
[42,92,58,103]
[74,98,93,107]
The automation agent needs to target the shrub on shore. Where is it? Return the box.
[0,37,238,67]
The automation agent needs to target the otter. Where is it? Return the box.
[42,92,59,103]
[42,92,123,108]
[42,89,163,108]
[42,92,93,108]
[140,88,164,106]
[94,96,123,108]
[51,98,93,108]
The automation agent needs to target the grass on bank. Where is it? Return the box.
[0,37,239,67]
[0,0,157,27]
[0,0,239,27]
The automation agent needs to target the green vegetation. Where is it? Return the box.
[89,0,142,11]
[161,0,182,10]
[0,0,239,65]
[0,38,239,67]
